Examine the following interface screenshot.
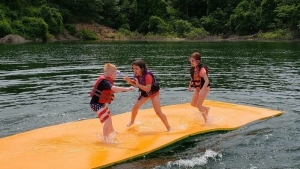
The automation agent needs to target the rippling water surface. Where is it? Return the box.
[0,41,299,169]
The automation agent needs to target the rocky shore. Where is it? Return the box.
[0,35,32,44]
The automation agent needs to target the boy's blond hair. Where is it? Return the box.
[104,63,117,76]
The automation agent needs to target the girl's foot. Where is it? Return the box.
[204,107,210,116]
[201,112,207,122]
[127,121,134,127]
[167,126,172,132]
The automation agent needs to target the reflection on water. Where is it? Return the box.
[0,41,300,168]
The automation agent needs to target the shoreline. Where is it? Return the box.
[1,34,299,45]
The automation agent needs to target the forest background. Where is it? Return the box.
[0,0,299,42]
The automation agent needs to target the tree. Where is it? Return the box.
[148,16,169,34]
[173,19,192,37]
[40,5,63,35]
[229,0,260,35]
[168,0,207,19]
[134,0,168,33]
[258,0,277,30]
[274,3,300,30]
[200,8,228,34]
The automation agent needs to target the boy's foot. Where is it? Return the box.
[167,127,172,132]
[108,130,118,138]
[103,136,116,143]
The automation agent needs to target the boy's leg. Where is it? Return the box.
[151,95,171,131]
[107,113,116,136]
[102,117,110,138]
[96,106,111,137]
[127,96,148,127]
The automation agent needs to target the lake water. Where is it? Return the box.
[0,41,299,169]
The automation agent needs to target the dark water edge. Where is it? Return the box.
[0,41,299,169]
[1,33,300,45]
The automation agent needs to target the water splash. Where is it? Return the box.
[96,131,120,144]
[166,149,222,168]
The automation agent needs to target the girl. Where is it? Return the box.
[188,52,210,122]
[124,59,171,131]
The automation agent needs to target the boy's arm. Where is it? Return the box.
[111,85,134,92]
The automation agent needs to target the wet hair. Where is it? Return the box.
[132,59,147,74]
[190,52,202,63]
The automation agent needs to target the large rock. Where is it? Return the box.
[0,34,31,44]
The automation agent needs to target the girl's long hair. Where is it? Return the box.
[189,52,202,76]
[132,59,147,74]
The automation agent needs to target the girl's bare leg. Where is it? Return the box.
[127,96,149,127]
[151,95,171,131]
[191,88,200,107]
[196,88,210,122]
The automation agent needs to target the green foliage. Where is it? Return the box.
[171,0,207,19]
[11,17,48,40]
[257,29,292,39]
[0,19,12,37]
[189,17,201,28]
[229,0,259,35]
[185,27,209,40]
[22,6,41,17]
[200,8,228,34]
[173,19,192,37]
[274,4,300,29]
[77,28,99,40]
[117,28,131,36]
[137,21,149,34]
[40,5,63,35]
[1,0,300,40]
[134,0,168,31]
[65,24,77,35]
[0,4,5,20]
[259,0,277,30]
[120,23,130,30]
[148,16,169,34]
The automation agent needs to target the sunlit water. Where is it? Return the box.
[0,41,299,168]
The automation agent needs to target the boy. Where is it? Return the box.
[90,63,134,142]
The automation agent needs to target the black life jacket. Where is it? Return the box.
[134,70,160,98]
[190,64,210,89]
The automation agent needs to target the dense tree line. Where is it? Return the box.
[0,0,299,40]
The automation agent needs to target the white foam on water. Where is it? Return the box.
[166,149,222,168]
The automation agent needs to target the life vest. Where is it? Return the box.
[190,64,210,89]
[134,70,160,98]
[89,75,114,104]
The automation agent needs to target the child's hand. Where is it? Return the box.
[134,78,140,86]
[127,86,135,92]
[188,85,192,91]
[124,76,131,83]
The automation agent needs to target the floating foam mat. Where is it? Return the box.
[0,100,283,169]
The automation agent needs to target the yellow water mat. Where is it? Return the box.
[0,100,283,169]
